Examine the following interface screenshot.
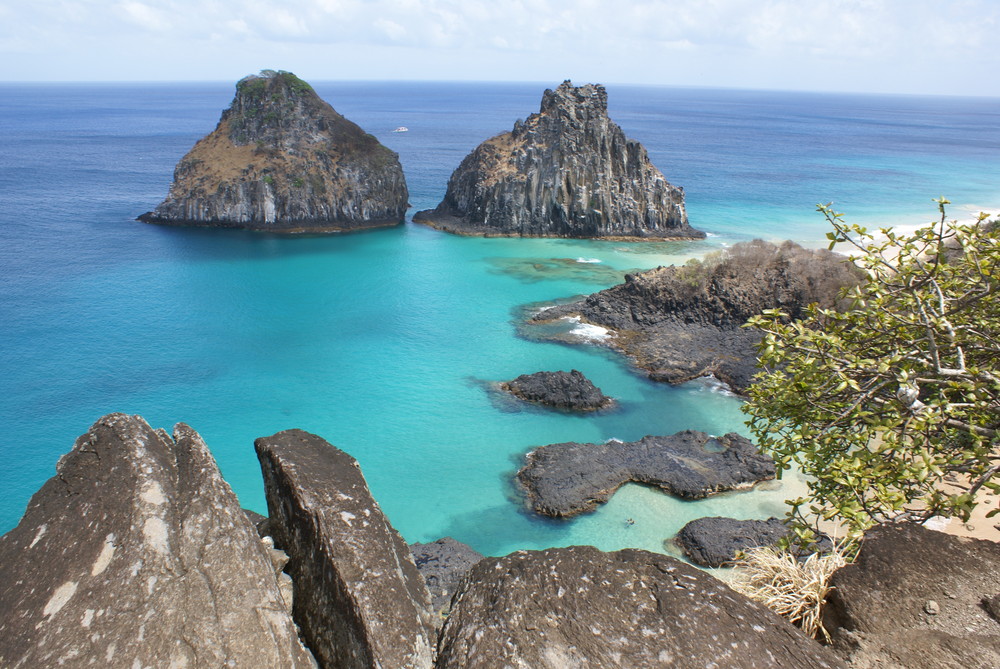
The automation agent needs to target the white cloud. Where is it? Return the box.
[0,0,997,95]
[117,1,172,32]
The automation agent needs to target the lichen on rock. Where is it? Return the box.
[139,69,408,231]
[414,80,701,239]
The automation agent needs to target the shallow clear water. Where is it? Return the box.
[2,81,998,557]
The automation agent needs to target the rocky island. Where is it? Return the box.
[414,81,702,239]
[139,70,408,232]
[531,240,861,394]
[516,430,777,518]
[500,369,614,411]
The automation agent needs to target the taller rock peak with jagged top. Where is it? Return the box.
[414,80,701,239]
[139,70,408,232]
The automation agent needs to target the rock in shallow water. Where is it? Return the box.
[410,537,484,624]
[414,80,701,240]
[675,516,791,567]
[437,546,846,669]
[517,430,776,517]
[0,413,315,668]
[500,369,614,411]
[255,429,436,669]
[139,69,408,232]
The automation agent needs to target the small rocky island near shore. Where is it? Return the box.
[138,70,408,232]
[532,239,861,394]
[414,80,702,239]
[2,414,997,668]
[500,369,614,411]
[516,430,777,517]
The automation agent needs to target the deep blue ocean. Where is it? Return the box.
[2,81,998,558]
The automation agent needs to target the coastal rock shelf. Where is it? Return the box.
[139,70,408,231]
[500,369,614,411]
[516,430,777,518]
[532,240,861,394]
[414,80,702,239]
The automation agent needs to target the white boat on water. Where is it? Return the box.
[393,126,409,133]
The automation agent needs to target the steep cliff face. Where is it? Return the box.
[414,80,700,239]
[139,70,408,231]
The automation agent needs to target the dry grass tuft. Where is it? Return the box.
[730,544,849,642]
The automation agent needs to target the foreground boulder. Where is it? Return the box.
[414,80,701,239]
[676,516,790,567]
[500,369,614,411]
[410,537,484,623]
[822,522,1000,669]
[0,414,315,668]
[139,69,408,231]
[437,546,846,668]
[531,240,860,393]
[256,429,435,669]
[517,430,776,517]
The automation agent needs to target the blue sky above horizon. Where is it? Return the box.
[2,0,998,97]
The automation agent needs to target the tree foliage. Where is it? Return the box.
[744,199,1000,540]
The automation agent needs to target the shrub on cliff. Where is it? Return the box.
[744,199,1000,540]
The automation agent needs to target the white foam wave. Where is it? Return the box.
[575,257,602,263]
[565,316,611,342]
[693,375,737,397]
[705,232,719,238]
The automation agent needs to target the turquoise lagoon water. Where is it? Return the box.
[1,82,998,558]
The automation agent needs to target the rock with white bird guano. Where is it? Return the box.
[256,429,436,669]
[0,413,316,668]
[436,546,847,668]
[139,69,408,231]
[414,80,701,239]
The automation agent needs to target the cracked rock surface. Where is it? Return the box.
[437,546,846,669]
[256,429,436,669]
[0,413,315,669]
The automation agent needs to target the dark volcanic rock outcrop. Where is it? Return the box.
[500,369,614,411]
[437,546,847,669]
[822,523,1000,669]
[414,80,701,239]
[140,69,407,231]
[255,429,435,669]
[517,430,776,517]
[676,516,791,567]
[532,239,860,393]
[0,414,315,668]
[409,537,484,623]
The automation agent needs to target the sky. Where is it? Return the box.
[2,0,998,96]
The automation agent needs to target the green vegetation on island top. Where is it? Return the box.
[744,199,1000,542]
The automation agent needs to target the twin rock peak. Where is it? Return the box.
[140,71,703,240]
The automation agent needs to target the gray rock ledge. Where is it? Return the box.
[517,430,776,517]
[0,413,315,669]
[255,429,435,669]
[437,546,846,668]
[675,516,791,567]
